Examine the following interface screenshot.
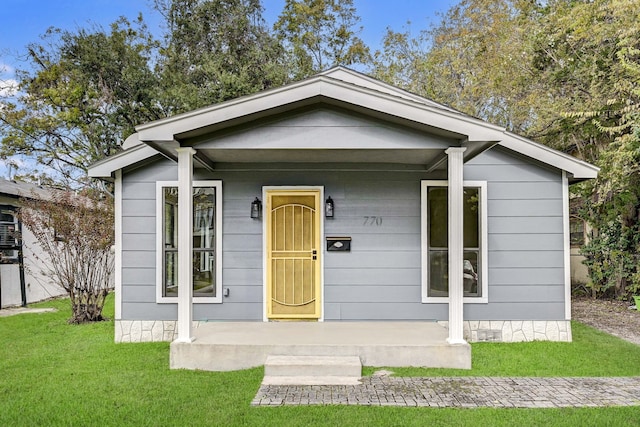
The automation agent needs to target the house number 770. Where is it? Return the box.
[363,216,383,226]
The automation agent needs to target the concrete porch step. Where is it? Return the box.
[170,322,471,371]
[263,355,362,385]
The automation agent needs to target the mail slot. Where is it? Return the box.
[326,237,351,252]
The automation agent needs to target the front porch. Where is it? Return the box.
[170,321,471,371]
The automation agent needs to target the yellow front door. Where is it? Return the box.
[266,190,321,320]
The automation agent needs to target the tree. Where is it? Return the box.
[155,0,289,112]
[558,1,640,298]
[370,26,432,96]
[372,0,540,133]
[373,0,640,298]
[514,0,640,298]
[0,17,162,186]
[19,188,114,323]
[274,0,370,79]
[1,2,291,183]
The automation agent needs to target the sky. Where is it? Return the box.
[0,0,457,178]
[0,0,457,80]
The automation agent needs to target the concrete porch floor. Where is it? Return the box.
[170,322,471,371]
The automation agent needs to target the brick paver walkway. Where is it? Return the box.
[252,376,640,407]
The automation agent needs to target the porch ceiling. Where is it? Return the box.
[137,78,503,172]
[145,141,496,171]
[190,148,448,166]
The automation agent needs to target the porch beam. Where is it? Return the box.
[146,140,179,162]
[194,151,216,172]
[176,147,196,343]
[445,147,467,344]
[425,152,448,173]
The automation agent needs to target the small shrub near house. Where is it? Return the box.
[19,188,114,323]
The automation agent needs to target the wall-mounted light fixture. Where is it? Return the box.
[250,197,262,219]
[325,196,334,218]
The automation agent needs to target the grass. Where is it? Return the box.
[364,322,640,377]
[0,295,639,426]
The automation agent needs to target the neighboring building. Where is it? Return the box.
[0,179,66,308]
[569,215,591,286]
[89,67,598,347]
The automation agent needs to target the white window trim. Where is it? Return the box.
[156,180,223,304]
[421,180,488,304]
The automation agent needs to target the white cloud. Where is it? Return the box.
[0,78,18,97]
[0,62,18,97]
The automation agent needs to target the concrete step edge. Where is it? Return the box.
[262,375,362,386]
[265,355,361,366]
[264,355,362,377]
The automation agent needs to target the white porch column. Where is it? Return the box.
[176,147,196,343]
[445,147,467,344]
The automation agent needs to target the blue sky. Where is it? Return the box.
[0,0,456,178]
[0,0,456,78]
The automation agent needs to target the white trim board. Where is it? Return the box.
[88,144,158,179]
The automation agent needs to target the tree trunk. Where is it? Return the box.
[69,289,109,324]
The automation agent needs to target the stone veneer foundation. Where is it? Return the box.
[115,320,572,343]
[115,320,205,343]
[438,320,572,342]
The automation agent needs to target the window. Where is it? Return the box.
[421,181,487,303]
[570,217,585,247]
[0,210,17,248]
[157,181,222,303]
[0,208,18,264]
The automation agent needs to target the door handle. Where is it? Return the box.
[312,249,317,260]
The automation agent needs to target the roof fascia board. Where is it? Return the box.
[137,76,506,143]
[317,80,506,141]
[320,67,460,113]
[88,144,159,178]
[499,132,599,180]
[135,77,326,135]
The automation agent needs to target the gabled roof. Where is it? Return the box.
[89,67,598,182]
[0,178,56,202]
[319,67,461,113]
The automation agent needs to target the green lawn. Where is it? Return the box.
[1,295,640,426]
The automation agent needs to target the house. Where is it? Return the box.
[0,179,66,308]
[88,67,598,369]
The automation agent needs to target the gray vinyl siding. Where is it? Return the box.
[196,108,455,151]
[121,162,435,321]
[119,120,566,322]
[466,147,565,320]
[322,169,427,321]
[121,160,175,320]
